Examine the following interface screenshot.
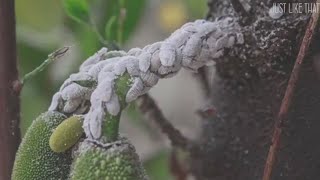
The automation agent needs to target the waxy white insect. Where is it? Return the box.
[159,42,177,66]
[126,78,144,103]
[105,94,121,116]
[140,72,159,87]
[49,18,244,140]
[48,92,63,111]
[80,48,108,71]
[138,52,152,72]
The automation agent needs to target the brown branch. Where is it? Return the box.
[195,2,217,96]
[136,94,191,150]
[205,0,214,20]
[262,6,320,180]
[169,149,188,180]
[194,67,211,96]
[0,0,21,179]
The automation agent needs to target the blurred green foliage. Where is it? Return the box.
[17,0,206,179]
[63,0,90,25]
[185,0,207,18]
[144,151,174,180]
[16,0,62,31]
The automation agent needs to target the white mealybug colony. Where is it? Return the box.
[49,18,244,141]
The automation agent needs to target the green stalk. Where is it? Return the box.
[21,46,70,85]
[102,73,131,142]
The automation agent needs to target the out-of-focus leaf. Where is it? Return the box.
[78,27,101,57]
[21,84,49,136]
[105,16,117,40]
[63,0,90,25]
[124,104,159,139]
[144,151,174,180]
[16,0,62,32]
[102,0,146,43]
[122,0,146,42]
[185,0,208,18]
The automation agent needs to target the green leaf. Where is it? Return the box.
[144,151,174,180]
[122,0,146,41]
[63,0,90,25]
[16,0,63,32]
[104,16,117,40]
[185,0,208,18]
[102,0,146,43]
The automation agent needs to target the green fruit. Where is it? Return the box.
[12,111,72,180]
[49,115,84,153]
[71,138,148,180]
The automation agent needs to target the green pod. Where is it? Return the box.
[49,115,84,153]
[71,138,149,180]
[12,111,72,180]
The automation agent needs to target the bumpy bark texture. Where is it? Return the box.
[0,0,21,179]
[190,0,320,179]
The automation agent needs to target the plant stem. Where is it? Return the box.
[103,114,121,142]
[21,46,70,85]
[102,73,131,142]
[136,94,191,150]
[90,20,120,50]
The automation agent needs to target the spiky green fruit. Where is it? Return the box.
[49,115,84,153]
[71,138,149,180]
[12,111,72,180]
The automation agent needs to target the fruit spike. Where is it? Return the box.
[12,111,72,180]
[71,138,149,180]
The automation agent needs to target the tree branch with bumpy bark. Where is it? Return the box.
[0,1,21,179]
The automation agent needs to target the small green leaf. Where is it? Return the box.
[63,0,90,25]
[102,0,146,43]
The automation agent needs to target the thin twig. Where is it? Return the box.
[170,149,188,180]
[90,18,120,50]
[194,3,217,96]
[136,94,191,150]
[262,7,320,180]
[21,46,70,85]
[205,0,214,20]
[195,67,211,96]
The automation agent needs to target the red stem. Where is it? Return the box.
[0,0,21,179]
[262,8,320,180]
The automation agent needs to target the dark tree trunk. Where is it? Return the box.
[190,0,320,179]
[0,0,21,179]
